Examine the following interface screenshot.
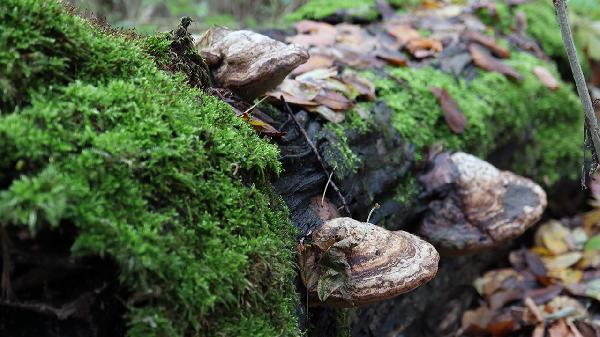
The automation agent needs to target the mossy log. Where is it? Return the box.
[0,0,589,337]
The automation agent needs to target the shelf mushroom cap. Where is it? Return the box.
[419,152,547,254]
[298,217,439,307]
[196,27,309,100]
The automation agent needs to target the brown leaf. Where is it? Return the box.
[239,112,285,138]
[341,71,376,101]
[314,90,354,111]
[384,22,421,47]
[308,105,345,123]
[489,288,522,310]
[430,87,468,134]
[464,30,510,59]
[525,284,564,305]
[287,20,337,47]
[335,24,375,54]
[533,66,560,91]
[524,250,548,278]
[266,78,320,107]
[375,46,409,66]
[295,20,336,35]
[470,43,523,81]
[406,37,443,58]
[292,54,335,75]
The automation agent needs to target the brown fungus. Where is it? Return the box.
[419,152,547,255]
[196,28,309,100]
[298,217,439,307]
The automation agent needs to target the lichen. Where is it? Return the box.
[0,0,299,336]
[364,51,582,185]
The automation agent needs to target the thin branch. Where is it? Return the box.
[554,0,600,172]
[321,166,336,207]
[280,97,352,215]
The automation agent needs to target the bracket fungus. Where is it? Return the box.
[419,152,547,254]
[298,217,439,307]
[196,28,309,100]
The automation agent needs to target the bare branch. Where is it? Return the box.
[553,0,600,172]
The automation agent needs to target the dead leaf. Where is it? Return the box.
[470,43,523,81]
[341,71,376,101]
[267,78,320,106]
[489,288,522,310]
[474,269,522,298]
[296,68,338,82]
[335,24,375,54]
[239,112,285,138]
[525,284,563,304]
[430,87,468,134]
[548,268,584,285]
[375,46,409,66]
[535,220,571,255]
[384,22,421,46]
[464,30,510,58]
[314,90,354,111]
[287,20,337,47]
[542,252,583,271]
[406,37,443,58]
[292,54,335,75]
[308,105,345,123]
[533,66,560,91]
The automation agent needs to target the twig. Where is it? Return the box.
[321,166,336,207]
[280,97,352,215]
[242,96,268,115]
[554,0,600,184]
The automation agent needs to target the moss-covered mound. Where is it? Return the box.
[0,0,298,336]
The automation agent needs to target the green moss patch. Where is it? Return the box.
[286,0,378,22]
[364,51,582,184]
[0,0,298,336]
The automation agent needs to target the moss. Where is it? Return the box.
[286,0,378,22]
[519,1,564,58]
[394,175,419,206]
[365,51,582,184]
[0,0,298,336]
[475,2,513,34]
[321,119,363,179]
